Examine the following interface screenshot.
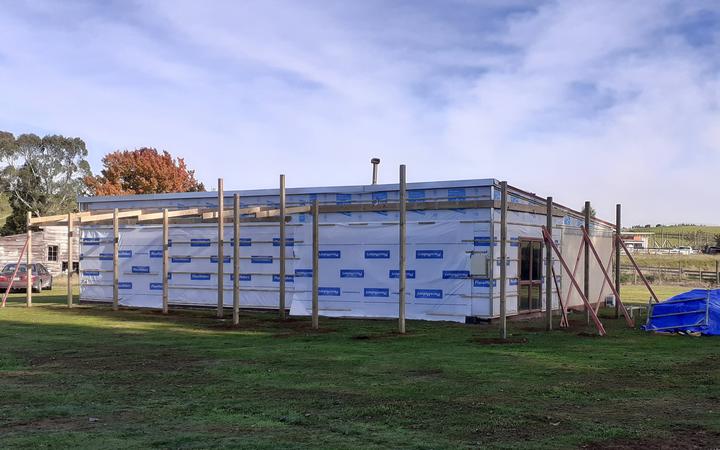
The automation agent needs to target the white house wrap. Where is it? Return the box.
[77,179,614,323]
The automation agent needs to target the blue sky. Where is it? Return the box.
[0,0,718,225]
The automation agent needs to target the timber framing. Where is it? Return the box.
[26,199,565,226]
[29,211,92,225]
[318,200,567,216]
[18,172,654,339]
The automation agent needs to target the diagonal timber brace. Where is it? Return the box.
[562,242,585,322]
[616,235,660,304]
[581,227,634,327]
[593,252,614,314]
[550,266,569,328]
[541,226,606,336]
[1,237,29,308]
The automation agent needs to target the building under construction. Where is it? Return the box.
[68,176,620,325]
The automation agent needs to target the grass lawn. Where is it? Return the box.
[619,283,699,304]
[621,253,720,272]
[1,288,719,449]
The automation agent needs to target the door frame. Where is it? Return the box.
[517,237,543,313]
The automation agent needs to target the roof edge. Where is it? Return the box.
[78,178,497,204]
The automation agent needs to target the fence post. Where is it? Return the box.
[233,194,240,325]
[398,164,407,334]
[615,204,621,319]
[499,182,508,339]
[716,260,719,285]
[162,208,169,314]
[584,201,591,325]
[545,197,553,331]
[67,213,74,308]
[279,174,286,320]
[679,261,683,281]
[217,178,224,318]
[312,200,319,330]
[26,212,32,307]
[113,208,119,310]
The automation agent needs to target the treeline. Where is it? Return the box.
[0,131,204,235]
[633,223,709,229]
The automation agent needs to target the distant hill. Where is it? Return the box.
[628,224,720,248]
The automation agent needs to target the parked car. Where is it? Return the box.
[703,246,720,255]
[677,246,693,255]
[0,263,53,293]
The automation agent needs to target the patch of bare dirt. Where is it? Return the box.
[404,368,445,381]
[576,331,603,338]
[350,331,410,340]
[27,350,202,373]
[0,416,95,432]
[1,370,39,377]
[517,325,545,332]
[583,427,720,449]
[470,337,528,345]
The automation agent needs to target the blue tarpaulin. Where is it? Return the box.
[643,289,720,335]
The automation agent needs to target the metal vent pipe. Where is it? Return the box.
[371,158,380,184]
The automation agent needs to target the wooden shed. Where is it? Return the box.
[0,226,79,275]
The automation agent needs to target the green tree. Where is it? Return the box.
[0,193,10,229]
[0,131,91,235]
[714,234,720,247]
[581,204,597,218]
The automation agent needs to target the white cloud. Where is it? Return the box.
[0,0,717,225]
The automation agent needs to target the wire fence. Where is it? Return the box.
[620,265,720,284]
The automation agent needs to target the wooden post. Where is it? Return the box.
[217,178,224,318]
[398,164,407,334]
[312,200,319,330]
[112,208,120,311]
[25,212,32,307]
[716,260,719,285]
[233,194,240,325]
[67,213,74,308]
[499,181,508,339]
[545,196,552,331]
[162,208,169,314]
[584,201,591,325]
[279,174,286,320]
[615,204,621,319]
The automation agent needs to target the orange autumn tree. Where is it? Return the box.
[85,148,205,195]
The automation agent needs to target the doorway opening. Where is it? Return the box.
[518,239,543,312]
